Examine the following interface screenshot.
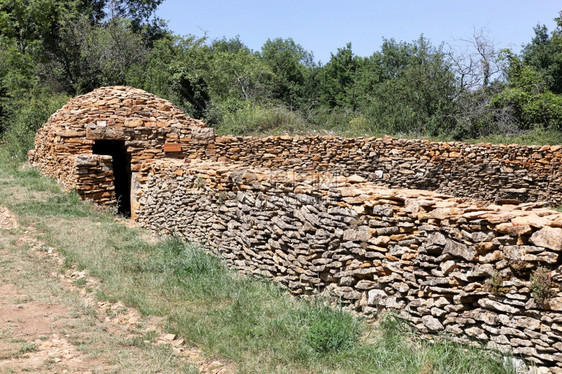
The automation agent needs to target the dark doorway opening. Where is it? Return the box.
[92,140,131,217]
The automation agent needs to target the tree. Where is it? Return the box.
[492,51,562,130]
[74,0,106,23]
[449,27,501,91]
[318,43,361,110]
[127,34,215,118]
[521,21,562,94]
[206,39,273,103]
[99,0,168,45]
[41,15,148,94]
[68,0,164,27]
[0,37,37,93]
[104,0,163,24]
[210,35,247,53]
[445,29,519,139]
[364,37,458,135]
[0,0,68,55]
[260,37,314,109]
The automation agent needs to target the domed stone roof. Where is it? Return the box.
[42,86,204,129]
[31,86,208,158]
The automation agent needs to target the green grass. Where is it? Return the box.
[303,302,361,354]
[0,159,519,373]
[468,126,562,146]
[213,104,390,139]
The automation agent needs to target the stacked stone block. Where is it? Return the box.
[187,136,562,206]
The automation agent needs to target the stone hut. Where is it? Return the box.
[28,86,214,217]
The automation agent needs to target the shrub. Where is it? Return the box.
[486,272,509,296]
[491,85,562,131]
[0,89,69,160]
[472,125,562,146]
[530,266,557,309]
[305,107,350,128]
[216,103,308,136]
[303,302,362,354]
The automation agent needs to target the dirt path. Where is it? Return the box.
[0,206,231,374]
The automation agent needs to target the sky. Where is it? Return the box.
[156,1,561,64]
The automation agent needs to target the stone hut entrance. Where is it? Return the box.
[92,140,131,217]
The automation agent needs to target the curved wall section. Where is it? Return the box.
[186,136,562,206]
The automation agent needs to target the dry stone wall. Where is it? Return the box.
[30,86,562,208]
[183,136,562,206]
[136,159,562,371]
[73,154,116,205]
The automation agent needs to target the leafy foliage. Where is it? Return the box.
[318,43,360,110]
[0,0,65,55]
[521,22,562,94]
[302,302,362,354]
[530,266,557,309]
[486,272,509,296]
[364,37,458,136]
[1,2,562,160]
[260,37,315,109]
[493,52,562,130]
[127,34,209,116]
[216,103,308,136]
[43,16,149,94]
[0,88,69,159]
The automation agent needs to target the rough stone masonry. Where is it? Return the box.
[30,86,562,371]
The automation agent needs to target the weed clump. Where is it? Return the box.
[303,302,362,354]
[486,272,509,296]
[530,266,557,309]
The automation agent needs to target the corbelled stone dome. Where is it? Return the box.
[31,86,208,161]
[43,86,203,128]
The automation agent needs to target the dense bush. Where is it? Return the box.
[303,302,362,354]
[216,103,309,135]
[1,89,69,160]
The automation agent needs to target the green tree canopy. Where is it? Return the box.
[0,0,70,55]
[318,43,361,110]
[493,51,562,130]
[521,20,562,94]
[260,37,314,109]
[363,37,457,135]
